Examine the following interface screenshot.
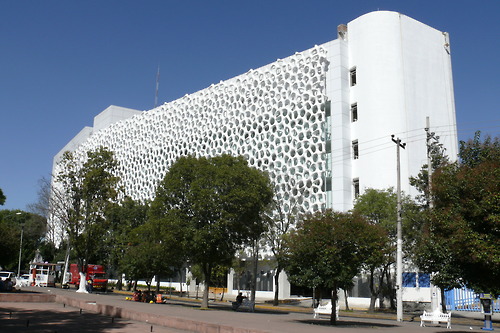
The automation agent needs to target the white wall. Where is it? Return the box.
[345,11,458,203]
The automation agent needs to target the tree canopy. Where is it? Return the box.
[150,154,274,308]
[57,147,120,290]
[0,188,5,205]
[416,133,500,295]
[0,210,48,272]
[352,188,397,311]
[283,210,386,324]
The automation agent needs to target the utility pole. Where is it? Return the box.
[154,65,160,108]
[16,212,24,278]
[391,135,406,322]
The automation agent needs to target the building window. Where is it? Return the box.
[350,67,357,86]
[418,273,431,288]
[402,272,431,288]
[351,103,358,122]
[353,178,360,198]
[352,140,359,159]
[324,100,331,117]
[403,272,417,287]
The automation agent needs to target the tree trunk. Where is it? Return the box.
[201,284,209,308]
[383,269,396,310]
[250,240,258,307]
[440,288,447,313]
[201,264,211,308]
[330,287,338,325]
[369,266,385,312]
[116,274,123,291]
[368,267,377,312]
[76,271,88,293]
[179,269,183,297]
[344,289,350,311]
[156,275,160,294]
[273,266,281,306]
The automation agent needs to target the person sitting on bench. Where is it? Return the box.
[232,292,247,310]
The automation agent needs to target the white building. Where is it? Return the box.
[53,11,458,304]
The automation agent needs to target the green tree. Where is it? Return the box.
[352,188,423,311]
[104,197,149,288]
[352,188,395,311]
[0,210,48,272]
[0,188,6,205]
[264,198,298,306]
[409,136,450,207]
[120,212,185,293]
[57,147,120,292]
[150,154,273,308]
[416,132,500,295]
[283,210,386,325]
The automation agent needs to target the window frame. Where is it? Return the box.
[353,178,360,198]
[351,103,358,122]
[352,140,359,160]
[350,67,357,86]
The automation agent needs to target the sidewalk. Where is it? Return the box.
[1,286,498,333]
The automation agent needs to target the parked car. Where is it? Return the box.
[0,271,16,286]
[17,274,30,287]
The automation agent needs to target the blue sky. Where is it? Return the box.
[1,0,499,211]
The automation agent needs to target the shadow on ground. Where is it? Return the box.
[164,299,290,315]
[0,306,128,333]
[297,318,399,329]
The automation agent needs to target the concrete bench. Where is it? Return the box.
[420,310,451,329]
[313,301,339,320]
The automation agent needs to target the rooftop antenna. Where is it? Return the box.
[154,65,160,108]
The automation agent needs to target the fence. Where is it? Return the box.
[445,288,500,312]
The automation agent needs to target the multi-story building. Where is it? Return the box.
[53,11,458,303]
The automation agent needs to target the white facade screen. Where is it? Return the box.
[54,45,331,214]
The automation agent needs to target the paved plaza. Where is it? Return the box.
[1,287,498,332]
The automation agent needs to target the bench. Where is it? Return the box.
[420,310,451,329]
[313,301,339,320]
[232,298,255,312]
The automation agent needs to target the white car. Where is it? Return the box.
[18,274,30,287]
[0,271,16,286]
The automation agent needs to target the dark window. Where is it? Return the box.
[352,140,359,159]
[403,272,417,287]
[351,103,358,122]
[324,177,332,192]
[353,178,360,198]
[324,100,331,117]
[418,273,430,288]
[350,67,357,86]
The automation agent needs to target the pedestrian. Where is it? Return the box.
[232,292,247,310]
[87,278,93,293]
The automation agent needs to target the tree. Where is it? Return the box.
[264,198,298,306]
[120,211,185,293]
[0,210,48,272]
[150,154,274,308]
[0,188,5,205]
[104,197,149,289]
[409,135,450,207]
[57,147,120,292]
[352,188,423,311]
[283,210,386,325]
[416,132,500,295]
[352,188,395,311]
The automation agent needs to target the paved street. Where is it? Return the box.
[1,286,498,332]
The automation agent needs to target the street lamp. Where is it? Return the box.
[16,212,24,278]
